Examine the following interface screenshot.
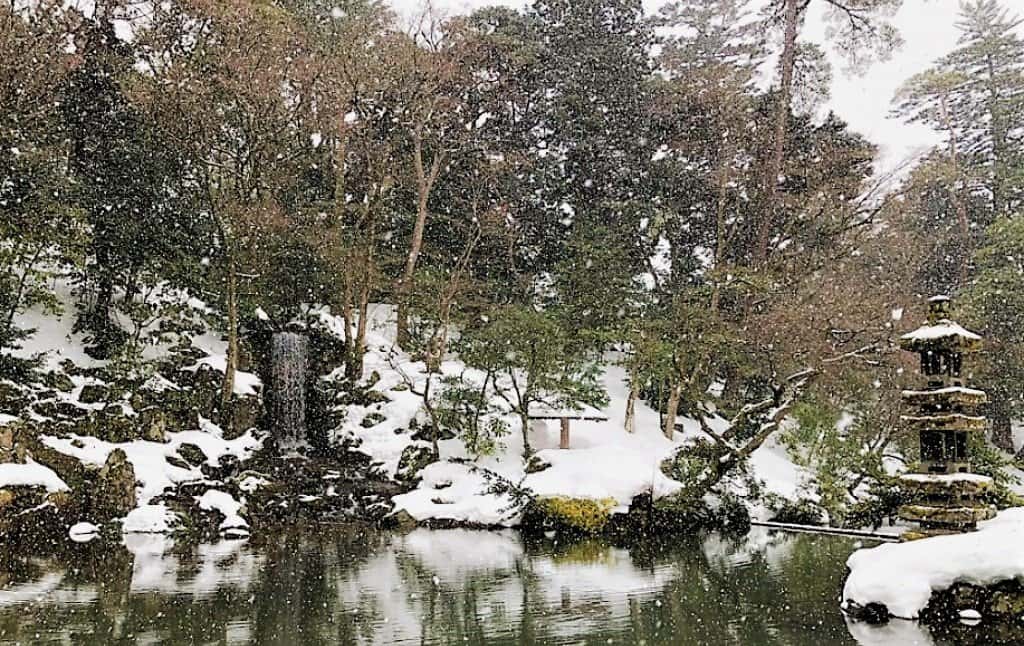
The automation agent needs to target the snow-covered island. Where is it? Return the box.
[844,509,1024,621]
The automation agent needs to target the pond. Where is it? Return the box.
[0,525,938,645]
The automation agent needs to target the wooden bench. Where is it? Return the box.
[528,413,610,449]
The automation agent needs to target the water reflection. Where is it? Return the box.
[0,525,936,645]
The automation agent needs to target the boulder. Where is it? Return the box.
[0,425,19,464]
[384,509,419,532]
[166,454,191,470]
[410,424,456,443]
[525,455,552,474]
[360,412,387,428]
[363,390,390,405]
[0,489,16,512]
[228,397,260,439]
[177,443,208,467]
[0,382,26,414]
[22,430,93,491]
[0,485,73,545]
[94,449,137,518]
[44,372,75,394]
[78,384,110,405]
[395,444,436,484]
[96,410,136,443]
[138,407,168,443]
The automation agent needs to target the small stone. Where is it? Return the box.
[69,522,100,543]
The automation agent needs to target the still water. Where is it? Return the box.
[0,525,935,645]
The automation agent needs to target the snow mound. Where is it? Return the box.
[843,507,1024,619]
[0,460,69,492]
[69,522,100,543]
[196,489,249,538]
[393,462,517,526]
[123,504,178,534]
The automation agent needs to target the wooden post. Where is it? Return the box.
[560,418,570,449]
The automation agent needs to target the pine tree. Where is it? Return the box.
[63,13,139,355]
[941,0,1024,216]
[531,0,655,331]
[756,0,904,265]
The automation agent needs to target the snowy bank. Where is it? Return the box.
[843,507,1024,619]
[0,460,69,493]
[41,427,262,506]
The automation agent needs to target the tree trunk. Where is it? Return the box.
[663,383,681,440]
[990,402,1015,454]
[519,411,533,459]
[624,372,639,434]
[755,0,800,266]
[939,92,971,281]
[985,55,1007,217]
[395,126,443,349]
[220,254,239,420]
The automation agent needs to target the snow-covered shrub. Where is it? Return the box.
[433,374,510,457]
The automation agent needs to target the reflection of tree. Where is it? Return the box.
[249,524,387,645]
[391,537,539,644]
[619,531,860,645]
[0,525,871,645]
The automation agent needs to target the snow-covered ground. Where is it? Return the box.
[5,279,816,533]
[843,508,1024,619]
[5,274,262,535]
[340,307,815,527]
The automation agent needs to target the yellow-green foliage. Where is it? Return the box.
[535,496,617,535]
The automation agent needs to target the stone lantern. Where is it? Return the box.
[897,296,995,539]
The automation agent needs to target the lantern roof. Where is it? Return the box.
[899,319,982,353]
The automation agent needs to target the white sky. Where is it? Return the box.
[387,0,1023,174]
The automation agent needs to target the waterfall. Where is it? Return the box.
[270,331,308,446]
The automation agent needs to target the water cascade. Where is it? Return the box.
[270,331,309,445]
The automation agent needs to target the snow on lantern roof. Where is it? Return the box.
[927,295,951,303]
[899,319,982,352]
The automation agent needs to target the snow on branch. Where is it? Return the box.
[686,367,818,464]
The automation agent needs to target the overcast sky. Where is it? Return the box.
[386,0,1023,175]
